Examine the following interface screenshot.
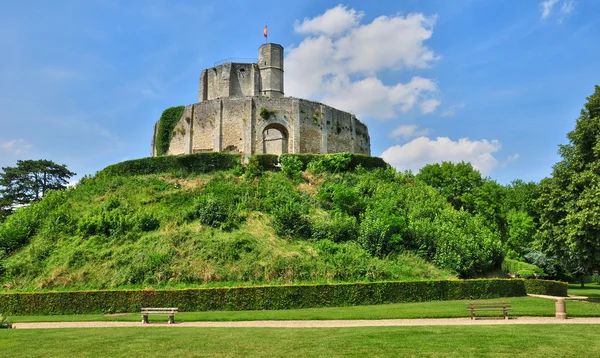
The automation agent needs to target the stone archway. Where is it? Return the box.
[262,123,288,155]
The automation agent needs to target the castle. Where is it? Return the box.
[152,43,370,157]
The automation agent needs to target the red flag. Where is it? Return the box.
[263,24,268,38]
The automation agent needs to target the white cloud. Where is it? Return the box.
[381,136,502,175]
[502,153,520,167]
[286,7,440,119]
[419,99,440,114]
[1,139,32,155]
[441,103,466,117]
[560,0,575,15]
[294,5,364,37]
[540,0,575,20]
[390,125,429,139]
[540,0,559,19]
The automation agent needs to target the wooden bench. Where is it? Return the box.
[466,302,511,320]
[141,307,178,324]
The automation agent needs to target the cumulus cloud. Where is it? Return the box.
[390,125,429,139]
[286,7,440,119]
[381,136,502,175]
[294,5,364,36]
[1,139,32,155]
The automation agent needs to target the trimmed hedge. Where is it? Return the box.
[0,279,562,316]
[155,106,185,156]
[249,154,279,171]
[98,153,241,177]
[524,279,567,297]
[279,153,388,172]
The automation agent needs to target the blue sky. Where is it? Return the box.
[0,0,598,184]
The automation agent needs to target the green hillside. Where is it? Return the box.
[0,153,509,291]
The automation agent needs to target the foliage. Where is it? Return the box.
[259,107,278,120]
[98,153,241,177]
[502,258,545,278]
[280,155,303,180]
[244,155,279,179]
[0,279,532,315]
[0,314,11,329]
[523,279,568,296]
[0,159,75,211]
[279,153,388,172]
[535,85,600,283]
[416,161,484,211]
[155,106,185,156]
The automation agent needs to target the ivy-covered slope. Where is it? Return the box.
[0,154,506,291]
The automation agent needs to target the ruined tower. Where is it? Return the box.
[258,43,284,98]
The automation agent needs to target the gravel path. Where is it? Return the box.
[12,317,600,329]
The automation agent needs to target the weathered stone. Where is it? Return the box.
[154,43,370,157]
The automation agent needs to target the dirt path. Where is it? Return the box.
[12,317,600,329]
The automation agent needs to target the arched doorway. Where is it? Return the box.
[262,124,288,155]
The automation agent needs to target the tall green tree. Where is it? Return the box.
[0,160,75,210]
[416,161,484,211]
[536,85,600,286]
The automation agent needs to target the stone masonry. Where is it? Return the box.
[152,43,370,157]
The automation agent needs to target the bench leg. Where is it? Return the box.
[471,310,475,320]
[168,314,175,324]
[504,310,508,320]
[142,314,149,324]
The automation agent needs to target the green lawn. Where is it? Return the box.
[1,325,600,357]
[569,283,600,299]
[8,296,600,323]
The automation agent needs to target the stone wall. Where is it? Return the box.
[160,96,370,157]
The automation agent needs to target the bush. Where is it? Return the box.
[98,153,241,177]
[523,279,567,296]
[280,155,303,180]
[271,201,311,239]
[155,106,185,156]
[187,195,240,231]
[279,153,388,173]
[0,279,539,315]
[502,258,545,278]
[311,213,358,243]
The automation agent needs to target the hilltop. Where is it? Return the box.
[0,153,508,291]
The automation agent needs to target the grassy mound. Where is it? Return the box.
[0,154,508,291]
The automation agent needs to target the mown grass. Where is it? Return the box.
[8,296,600,323]
[568,283,600,299]
[1,325,600,357]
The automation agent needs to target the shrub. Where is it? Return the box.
[0,279,541,315]
[311,213,358,243]
[280,155,303,180]
[279,153,388,173]
[523,279,567,296]
[98,153,241,177]
[187,196,240,231]
[502,258,545,278]
[271,201,312,239]
[155,106,185,156]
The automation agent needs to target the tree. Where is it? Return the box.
[416,162,484,211]
[0,160,75,210]
[536,85,600,286]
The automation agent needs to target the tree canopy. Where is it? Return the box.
[0,159,76,217]
[535,85,600,284]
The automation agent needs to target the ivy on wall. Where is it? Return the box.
[155,106,185,156]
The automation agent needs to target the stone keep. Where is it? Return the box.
[152,43,370,157]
